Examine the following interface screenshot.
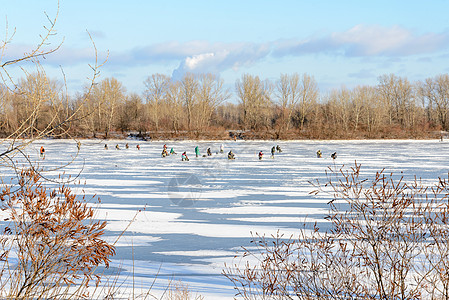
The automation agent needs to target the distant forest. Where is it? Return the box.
[1,72,448,140]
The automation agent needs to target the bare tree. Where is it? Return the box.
[166,80,184,133]
[0,3,105,161]
[298,73,319,131]
[180,73,198,132]
[352,85,384,134]
[325,87,351,133]
[88,77,125,138]
[0,85,17,135]
[236,74,272,131]
[274,73,300,135]
[15,72,64,138]
[144,73,170,132]
[418,74,449,130]
[195,73,230,132]
[117,93,145,134]
[377,74,415,129]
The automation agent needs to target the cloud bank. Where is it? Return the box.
[169,25,449,78]
[4,25,449,80]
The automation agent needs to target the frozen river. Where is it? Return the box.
[4,139,449,298]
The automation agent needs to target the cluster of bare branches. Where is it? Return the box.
[60,72,449,139]
[0,4,121,299]
[0,3,105,168]
[224,163,449,299]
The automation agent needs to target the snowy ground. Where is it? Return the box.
[2,139,448,299]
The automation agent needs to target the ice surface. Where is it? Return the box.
[3,138,448,298]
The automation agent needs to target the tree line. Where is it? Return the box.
[1,71,449,140]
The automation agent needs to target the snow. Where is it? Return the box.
[2,138,449,299]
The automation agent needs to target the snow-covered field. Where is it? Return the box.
[3,139,449,298]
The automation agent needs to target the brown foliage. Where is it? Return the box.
[0,169,115,299]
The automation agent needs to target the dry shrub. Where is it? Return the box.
[164,280,204,300]
[224,163,449,299]
[0,168,115,299]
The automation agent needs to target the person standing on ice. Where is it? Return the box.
[258,151,264,160]
[136,144,140,150]
[104,144,108,150]
[317,149,322,158]
[195,146,200,157]
[271,146,276,158]
[220,144,224,153]
[207,147,212,156]
[40,146,45,159]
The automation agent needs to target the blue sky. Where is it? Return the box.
[2,0,449,99]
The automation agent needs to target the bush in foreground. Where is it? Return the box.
[224,163,449,299]
[0,169,115,299]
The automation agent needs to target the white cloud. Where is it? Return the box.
[332,25,411,55]
[185,52,215,70]
[272,25,449,58]
[332,24,449,56]
[171,43,270,80]
[6,24,448,85]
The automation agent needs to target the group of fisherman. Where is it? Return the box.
[159,144,286,161]
[41,142,338,162]
[163,144,230,161]
[102,142,339,161]
[256,145,282,160]
[316,149,337,159]
[104,143,141,151]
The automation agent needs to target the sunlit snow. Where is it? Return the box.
[2,138,448,299]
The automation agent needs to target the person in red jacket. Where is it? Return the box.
[40,146,45,159]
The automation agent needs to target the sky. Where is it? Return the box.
[1,0,449,100]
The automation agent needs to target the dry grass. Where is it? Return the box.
[224,162,449,299]
[164,280,204,300]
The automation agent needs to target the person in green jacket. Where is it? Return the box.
[195,146,200,157]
